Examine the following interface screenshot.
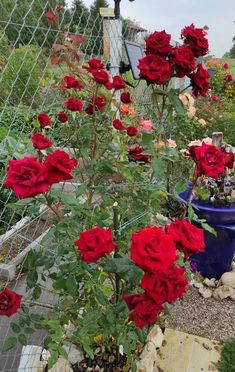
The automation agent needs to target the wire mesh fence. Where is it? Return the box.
[0,2,152,370]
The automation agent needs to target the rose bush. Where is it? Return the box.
[1,25,212,369]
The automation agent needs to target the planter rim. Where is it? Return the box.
[177,192,235,213]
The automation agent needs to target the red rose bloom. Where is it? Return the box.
[141,265,188,304]
[44,150,77,184]
[85,95,106,115]
[170,45,196,77]
[127,126,138,137]
[166,219,205,260]
[128,146,150,163]
[87,58,105,72]
[130,226,176,272]
[223,63,229,70]
[146,30,172,56]
[181,23,209,57]
[37,113,51,129]
[189,143,225,180]
[74,227,117,263]
[58,111,68,123]
[92,70,110,85]
[65,98,83,112]
[138,54,172,85]
[224,151,234,169]
[112,119,125,131]
[31,133,53,150]
[0,288,22,317]
[190,64,210,97]
[112,75,126,90]
[4,157,50,199]
[225,73,233,82]
[62,75,81,90]
[123,293,163,329]
[120,92,132,104]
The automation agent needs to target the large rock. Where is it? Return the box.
[213,285,234,300]
[203,278,216,288]
[63,344,84,365]
[137,325,164,372]
[199,287,212,299]
[48,358,72,372]
[221,272,235,288]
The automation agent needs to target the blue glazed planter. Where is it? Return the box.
[177,183,235,279]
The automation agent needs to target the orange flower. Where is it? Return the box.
[121,104,135,117]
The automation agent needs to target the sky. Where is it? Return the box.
[66,0,235,57]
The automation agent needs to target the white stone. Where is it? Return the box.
[193,282,203,289]
[48,357,72,372]
[146,325,164,348]
[221,272,235,288]
[199,287,212,298]
[137,326,164,372]
[63,344,84,365]
[229,290,235,301]
[203,278,216,287]
[213,285,234,300]
[41,349,51,361]
[37,360,47,372]
[232,261,235,271]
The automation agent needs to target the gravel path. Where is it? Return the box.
[166,286,235,341]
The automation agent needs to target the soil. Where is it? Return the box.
[73,354,127,372]
[0,211,54,262]
[165,286,235,341]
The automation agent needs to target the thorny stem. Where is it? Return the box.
[113,202,120,364]
[182,166,198,219]
[44,194,62,222]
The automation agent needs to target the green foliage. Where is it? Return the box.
[219,338,235,372]
[0,45,47,106]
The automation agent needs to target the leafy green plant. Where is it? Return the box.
[219,338,235,372]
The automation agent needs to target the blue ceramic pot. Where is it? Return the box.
[177,182,235,279]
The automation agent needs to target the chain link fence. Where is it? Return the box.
[0,2,152,370]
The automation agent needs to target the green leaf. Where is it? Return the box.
[174,179,187,194]
[95,289,109,306]
[76,183,87,197]
[83,310,101,324]
[201,222,217,236]
[18,334,27,346]
[11,323,21,334]
[24,327,35,334]
[60,192,78,206]
[168,89,186,116]
[151,157,164,178]
[26,270,38,288]
[83,343,94,359]
[48,350,59,369]
[53,278,67,290]
[47,320,60,329]
[2,337,17,352]
[66,277,77,296]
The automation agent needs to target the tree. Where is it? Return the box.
[89,0,109,55]
[228,21,235,58]
[70,0,89,32]
[0,0,68,48]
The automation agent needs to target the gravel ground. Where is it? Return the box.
[166,286,235,341]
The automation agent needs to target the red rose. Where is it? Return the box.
[0,288,22,317]
[85,95,106,115]
[128,146,150,163]
[223,63,229,70]
[111,75,126,90]
[138,54,172,85]
[190,64,210,97]
[74,227,117,263]
[181,23,209,57]
[92,70,110,85]
[37,113,51,129]
[31,133,53,150]
[130,226,176,272]
[62,75,81,90]
[65,98,83,112]
[189,143,225,179]
[4,157,50,199]
[127,126,138,137]
[224,151,234,169]
[120,92,132,104]
[87,58,105,71]
[112,119,125,131]
[146,30,172,56]
[166,219,205,260]
[225,73,233,82]
[123,293,163,329]
[170,45,196,77]
[141,265,188,304]
[44,150,77,184]
[58,111,68,123]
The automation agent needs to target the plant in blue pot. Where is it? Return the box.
[178,133,235,279]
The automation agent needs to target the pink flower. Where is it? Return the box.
[211,95,219,102]
[167,139,177,148]
[138,118,153,132]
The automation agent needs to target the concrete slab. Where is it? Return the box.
[18,345,42,371]
[156,328,221,372]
